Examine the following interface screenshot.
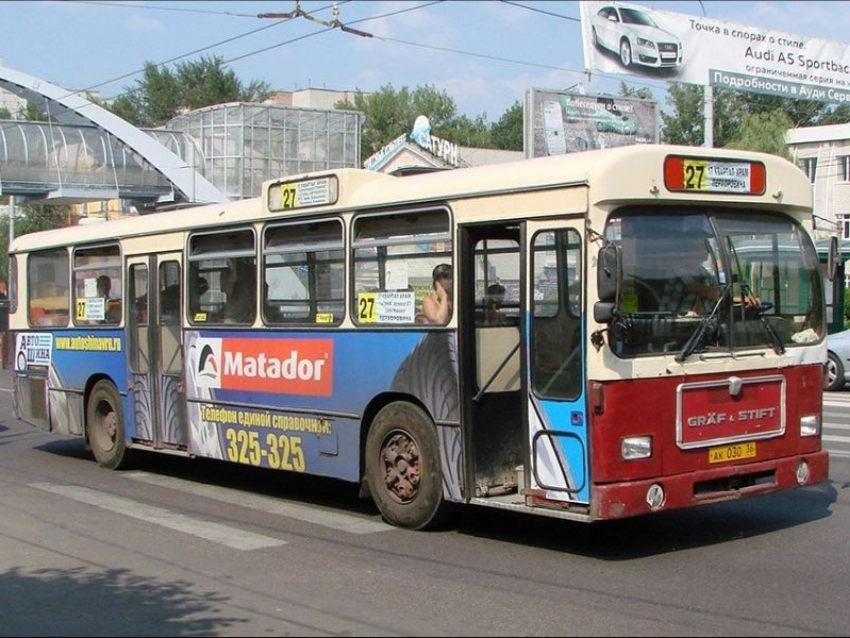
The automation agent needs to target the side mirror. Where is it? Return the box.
[828,235,842,282]
[595,243,620,325]
[597,243,620,302]
[594,301,616,324]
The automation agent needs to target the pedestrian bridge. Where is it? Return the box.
[0,120,199,203]
[0,65,226,205]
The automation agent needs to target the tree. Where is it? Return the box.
[0,107,11,119]
[16,102,49,122]
[660,83,703,146]
[338,83,533,159]
[338,84,461,159]
[618,81,653,101]
[450,114,491,148]
[490,101,523,151]
[106,55,272,127]
[660,82,850,152]
[725,111,794,161]
[0,203,71,282]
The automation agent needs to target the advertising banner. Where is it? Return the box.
[580,1,850,104]
[525,88,658,158]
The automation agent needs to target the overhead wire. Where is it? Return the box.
[58,0,261,19]
[223,1,444,65]
[0,2,351,131]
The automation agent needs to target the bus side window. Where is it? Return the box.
[73,245,122,326]
[188,229,256,326]
[28,249,70,328]
[352,210,452,326]
[263,220,345,326]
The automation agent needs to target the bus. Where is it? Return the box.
[8,144,831,530]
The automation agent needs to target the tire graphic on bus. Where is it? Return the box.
[390,332,462,501]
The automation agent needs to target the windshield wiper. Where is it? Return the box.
[738,280,785,355]
[675,284,729,363]
[725,236,785,355]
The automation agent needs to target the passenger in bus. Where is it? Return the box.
[483,283,506,324]
[97,275,111,299]
[659,238,761,317]
[263,281,282,323]
[188,276,208,315]
[657,237,719,316]
[97,275,122,323]
[222,259,256,323]
[422,263,452,324]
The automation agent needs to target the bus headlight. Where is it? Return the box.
[621,436,652,460]
[800,415,820,437]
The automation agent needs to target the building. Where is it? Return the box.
[266,88,366,110]
[785,123,850,332]
[165,101,363,201]
[363,116,522,174]
[785,123,850,241]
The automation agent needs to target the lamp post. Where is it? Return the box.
[8,194,14,243]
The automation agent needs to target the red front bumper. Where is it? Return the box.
[589,451,829,521]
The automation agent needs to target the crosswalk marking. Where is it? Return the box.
[821,421,850,432]
[125,471,394,535]
[30,483,287,551]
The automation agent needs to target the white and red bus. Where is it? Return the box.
[9,144,830,529]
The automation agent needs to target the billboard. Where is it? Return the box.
[580,1,850,104]
[524,88,658,158]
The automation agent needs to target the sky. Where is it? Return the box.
[1,0,849,121]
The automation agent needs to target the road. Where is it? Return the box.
[0,369,848,636]
[823,389,850,459]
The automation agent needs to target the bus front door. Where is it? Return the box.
[127,254,187,450]
[525,221,589,505]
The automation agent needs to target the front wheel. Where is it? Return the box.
[365,402,447,530]
[827,352,845,391]
[620,39,633,67]
[87,380,132,469]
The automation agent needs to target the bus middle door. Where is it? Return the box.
[525,221,589,505]
[127,254,187,450]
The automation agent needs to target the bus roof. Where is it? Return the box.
[10,144,812,254]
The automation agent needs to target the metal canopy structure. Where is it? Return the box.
[0,65,226,205]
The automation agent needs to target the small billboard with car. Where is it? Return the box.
[524,88,658,158]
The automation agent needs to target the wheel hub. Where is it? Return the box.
[380,432,421,503]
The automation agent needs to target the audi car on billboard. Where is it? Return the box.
[591,3,683,69]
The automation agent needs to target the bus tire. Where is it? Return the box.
[86,380,131,470]
[366,401,446,530]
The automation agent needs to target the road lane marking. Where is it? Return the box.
[125,471,393,535]
[822,422,850,432]
[30,483,287,550]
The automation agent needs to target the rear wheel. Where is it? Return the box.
[365,402,447,530]
[87,380,131,469]
[827,352,845,391]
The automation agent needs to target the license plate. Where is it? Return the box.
[708,441,756,464]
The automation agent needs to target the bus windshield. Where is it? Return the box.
[605,208,824,357]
